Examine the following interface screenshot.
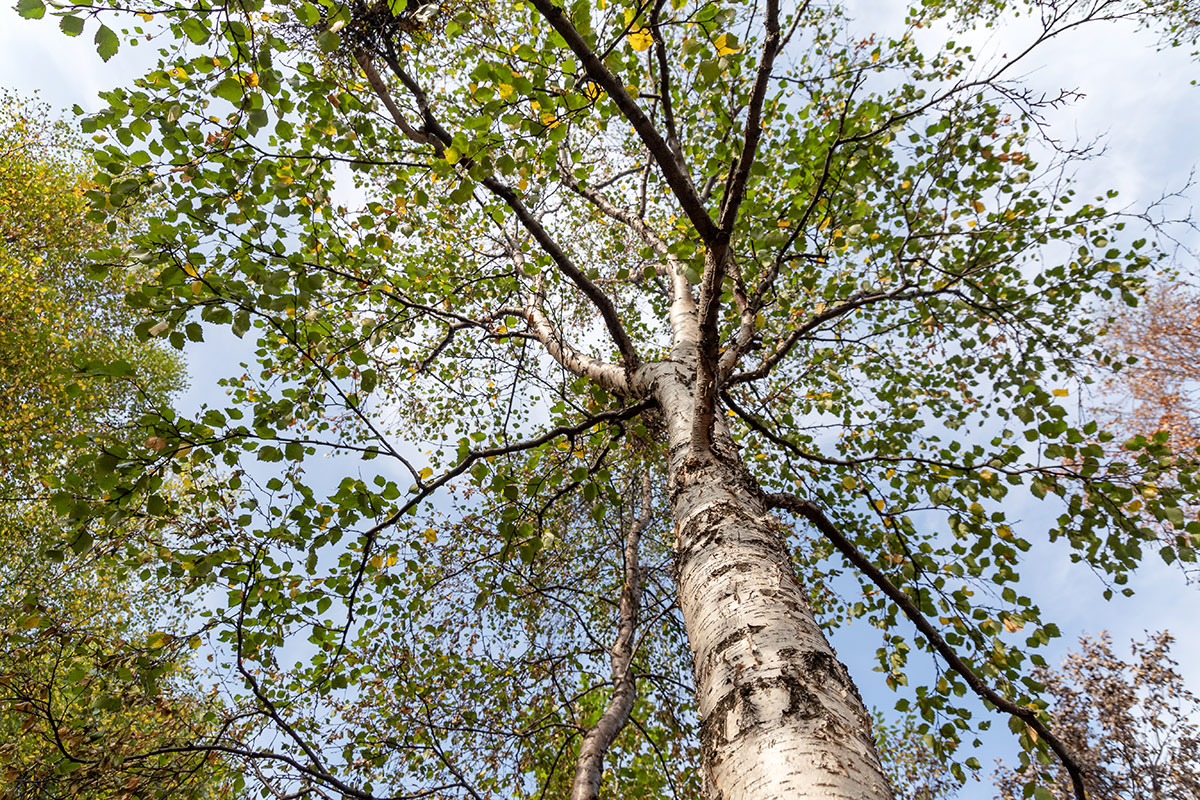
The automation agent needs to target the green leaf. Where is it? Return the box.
[70,529,94,556]
[213,77,243,104]
[232,310,251,338]
[94,24,119,61]
[316,29,340,52]
[60,15,84,36]
[180,17,210,44]
[15,0,45,19]
[293,2,317,24]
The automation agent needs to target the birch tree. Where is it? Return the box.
[0,91,227,799]
[13,0,1200,798]
[994,632,1200,800]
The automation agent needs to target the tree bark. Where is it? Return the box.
[639,361,893,800]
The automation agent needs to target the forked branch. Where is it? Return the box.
[690,0,782,460]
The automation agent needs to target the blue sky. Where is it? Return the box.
[3,1,1198,795]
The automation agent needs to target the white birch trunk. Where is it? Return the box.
[637,361,894,800]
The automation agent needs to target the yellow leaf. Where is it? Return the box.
[419,466,434,480]
[497,83,515,100]
[714,33,741,56]
[871,50,880,63]
[873,499,886,512]
[972,200,985,213]
[583,82,602,101]
[1003,616,1025,633]
[423,528,437,543]
[541,113,560,129]
[627,27,654,51]
[1052,388,1069,397]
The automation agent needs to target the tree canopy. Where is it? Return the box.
[7,0,1200,797]
[0,91,227,800]
[994,632,1200,800]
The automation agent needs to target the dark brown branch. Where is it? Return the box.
[728,281,921,386]
[689,0,782,459]
[764,491,1089,800]
[137,742,459,800]
[524,0,717,244]
[355,50,430,144]
[648,0,684,168]
[714,0,781,236]
[233,571,373,800]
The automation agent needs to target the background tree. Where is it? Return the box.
[874,710,961,800]
[1098,277,1200,575]
[994,632,1200,800]
[9,0,1200,799]
[1103,279,1200,457]
[0,89,181,490]
[0,91,229,800]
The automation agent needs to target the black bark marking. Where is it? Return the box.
[699,669,828,754]
[709,562,753,581]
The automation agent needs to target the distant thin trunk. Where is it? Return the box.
[570,474,652,800]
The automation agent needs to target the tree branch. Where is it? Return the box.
[648,0,685,168]
[764,491,1089,800]
[356,51,641,375]
[728,281,922,386]
[524,0,717,244]
[513,244,630,393]
[688,0,782,460]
